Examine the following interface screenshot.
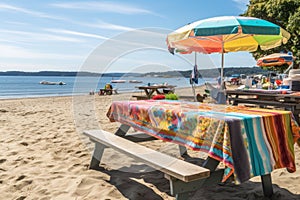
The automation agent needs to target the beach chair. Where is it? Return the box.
[98,83,118,95]
[205,82,226,104]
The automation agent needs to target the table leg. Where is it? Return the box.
[291,107,300,124]
[143,89,152,99]
[231,94,239,106]
[232,100,238,106]
[178,145,187,156]
[148,89,156,98]
[202,157,220,171]
[294,113,300,124]
[261,174,273,198]
[155,88,163,95]
[115,124,130,136]
[201,157,224,186]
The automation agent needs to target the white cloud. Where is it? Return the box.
[98,22,134,31]
[0,3,66,20]
[76,21,134,31]
[51,1,155,15]
[0,29,85,43]
[45,29,109,40]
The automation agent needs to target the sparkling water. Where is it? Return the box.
[0,75,216,99]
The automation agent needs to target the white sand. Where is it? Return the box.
[0,86,299,200]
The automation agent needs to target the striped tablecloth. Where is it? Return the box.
[107,100,300,183]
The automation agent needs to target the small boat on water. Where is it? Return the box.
[129,80,143,83]
[111,80,126,83]
[40,80,66,85]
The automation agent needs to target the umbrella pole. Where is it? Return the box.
[220,45,224,90]
[284,62,293,74]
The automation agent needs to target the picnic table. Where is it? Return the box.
[85,100,300,199]
[226,89,300,123]
[133,84,176,100]
[98,88,118,95]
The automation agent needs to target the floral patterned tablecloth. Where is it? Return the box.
[107,100,300,183]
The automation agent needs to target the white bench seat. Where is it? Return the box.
[84,129,210,182]
[83,129,214,200]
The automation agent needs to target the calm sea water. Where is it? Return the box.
[0,76,216,99]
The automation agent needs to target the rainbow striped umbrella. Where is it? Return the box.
[257,53,294,67]
[167,16,290,87]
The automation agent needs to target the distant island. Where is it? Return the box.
[0,67,270,78]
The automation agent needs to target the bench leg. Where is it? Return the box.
[115,124,130,136]
[261,174,273,198]
[90,142,106,169]
[175,192,189,200]
[165,174,205,200]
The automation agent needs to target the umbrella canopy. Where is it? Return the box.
[257,53,294,67]
[167,16,290,88]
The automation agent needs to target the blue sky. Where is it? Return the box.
[0,0,255,73]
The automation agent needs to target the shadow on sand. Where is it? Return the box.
[91,155,300,200]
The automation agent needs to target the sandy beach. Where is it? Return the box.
[1,86,300,200]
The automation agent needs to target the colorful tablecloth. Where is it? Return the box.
[107,100,300,183]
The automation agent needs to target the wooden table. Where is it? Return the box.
[226,89,300,123]
[133,85,176,100]
[103,100,299,198]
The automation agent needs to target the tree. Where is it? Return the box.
[243,0,300,65]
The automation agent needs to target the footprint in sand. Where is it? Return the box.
[16,175,26,181]
[20,142,29,146]
[14,179,33,190]
[15,196,26,200]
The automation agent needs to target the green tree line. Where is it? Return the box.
[243,0,300,66]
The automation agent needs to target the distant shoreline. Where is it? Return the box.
[0,67,269,78]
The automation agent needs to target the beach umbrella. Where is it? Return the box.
[257,53,294,67]
[167,16,290,89]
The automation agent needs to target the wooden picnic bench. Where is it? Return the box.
[133,85,176,100]
[84,127,275,199]
[98,88,118,95]
[226,89,300,123]
[83,125,229,200]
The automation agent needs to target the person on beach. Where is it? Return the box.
[105,83,113,90]
[99,83,113,95]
